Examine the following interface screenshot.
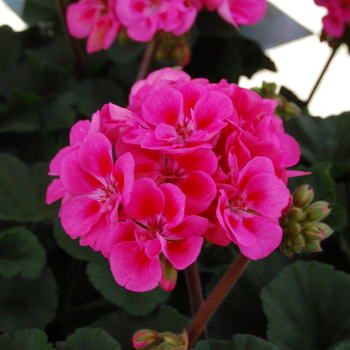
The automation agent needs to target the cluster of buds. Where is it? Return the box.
[279,185,333,257]
[132,329,188,350]
[251,81,301,120]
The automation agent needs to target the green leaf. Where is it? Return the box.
[41,91,76,131]
[261,261,350,350]
[194,334,278,350]
[0,268,58,333]
[0,89,40,133]
[0,227,46,279]
[53,219,105,263]
[0,153,59,222]
[0,329,55,350]
[74,78,126,117]
[56,327,120,350]
[87,260,170,316]
[93,306,190,350]
[0,26,22,73]
[207,250,294,339]
[107,40,146,64]
[284,112,350,166]
[22,0,57,25]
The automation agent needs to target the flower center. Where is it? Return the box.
[230,196,247,211]
[175,123,192,144]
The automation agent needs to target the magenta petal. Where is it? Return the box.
[110,241,162,292]
[145,239,162,260]
[286,170,311,178]
[162,236,203,270]
[60,196,101,238]
[160,183,185,228]
[69,120,91,146]
[46,179,65,204]
[124,178,164,225]
[60,150,102,194]
[142,87,184,127]
[166,215,209,239]
[114,152,135,206]
[238,215,283,260]
[178,171,217,215]
[243,173,290,218]
[175,149,218,175]
[78,133,113,180]
[193,91,233,131]
[66,2,95,38]
[279,134,301,168]
[48,146,72,176]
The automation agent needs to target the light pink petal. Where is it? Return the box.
[178,171,217,215]
[193,91,233,131]
[60,150,102,194]
[166,215,209,239]
[113,152,135,206]
[238,214,283,260]
[46,179,65,204]
[145,239,162,260]
[162,236,204,270]
[78,133,113,181]
[48,146,72,176]
[124,178,164,226]
[243,173,290,218]
[60,196,101,238]
[160,183,186,228]
[110,241,162,292]
[69,120,91,146]
[142,87,184,127]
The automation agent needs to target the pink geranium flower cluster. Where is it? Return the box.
[47,68,305,292]
[66,0,267,52]
[315,0,350,38]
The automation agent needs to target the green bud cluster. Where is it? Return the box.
[251,81,301,120]
[133,329,188,350]
[279,185,333,257]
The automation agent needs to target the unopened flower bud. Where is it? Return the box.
[293,234,306,247]
[305,201,331,222]
[293,185,314,208]
[292,245,303,254]
[288,222,302,236]
[284,101,301,117]
[287,207,304,222]
[132,329,159,349]
[305,240,322,253]
[160,257,177,292]
[303,222,333,241]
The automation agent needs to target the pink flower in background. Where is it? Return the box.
[315,0,350,38]
[66,0,122,53]
[106,178,207,291]
[115,0,198,42]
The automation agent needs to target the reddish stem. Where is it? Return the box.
[187,254,250,349]
[136,35,159,81]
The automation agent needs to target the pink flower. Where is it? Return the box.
[58,133,135,251]
[106,178,207,292]
[66,0,122,53]
[116,0,198,42]
[115,141,218,214]
[216,156,290,259]
[123,81,233,154]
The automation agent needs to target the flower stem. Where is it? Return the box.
[187,253,250,349]
[136,35,159,81]
[55,0,89,78]
[305,43,340,107]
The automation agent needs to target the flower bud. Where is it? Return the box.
[293,234,306,247]
[287,207,304,222]
[293,185,314,208]
[132,329,159,349]
[284,101,301,117]
[304,201,331,222]
[288,222,302,236]
[303,222,333,241]
[305,240,322,253]
[160,257,178,292]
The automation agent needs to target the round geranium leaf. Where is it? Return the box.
[87,260,170,316]
[53,219,104,263]
[0,227,46,279]
[56,327,120,350]
[0,329,55,350]
[261,261,350,350]
[194,334,278,350]
[93,306,190,350]
[0,268,58,333]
